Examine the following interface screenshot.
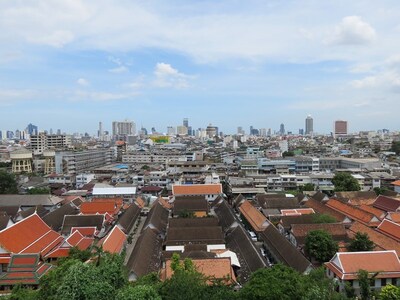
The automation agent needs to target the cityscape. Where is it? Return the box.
[1,1,400,300]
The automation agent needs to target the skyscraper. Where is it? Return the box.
[305,115,313,135]
[183,118,189,128]
[26,123,38,136]
[334,120,348,136]
[279,123,285,135]
[112,120,136,137]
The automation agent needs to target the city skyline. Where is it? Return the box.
[1,1,400,133]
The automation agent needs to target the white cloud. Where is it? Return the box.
[77,78,89,86]
[328,16,376,45]
[72,90,138,102]
[28,30,74,48]
[153,63,192,88]
[109,66,128,73]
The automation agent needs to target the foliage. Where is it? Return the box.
[347,232,374,252]
[0,162,11,168]
[332,172,360,192]
[358,269,372,300]
[373,187,389,196]
[305,230,338,263]
[380,284,400,300]
[141,165,150,170]
[177,209,195,218]
[159,253,208,300]
[27,187,50,194]
[161,187,169,197]
[391,141,400,155]
[312,214,337,224]
[7,284,39,300]
[282,151,295,157]
[116,285,161,300]
[240,264,304,300]
[0,170,18,194]
[301,183,315,192]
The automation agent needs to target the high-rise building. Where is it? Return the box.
[183,118,189,128]
[279,123,285,135]
[305,115,313,135]
[334,120,348,136]
[237,126,244,135]
[112,120,136,137]
[177,126,188,135]
[167,126,176,135]
[259,128,267,137]
[26,123,38,136]
[98,122,103,138]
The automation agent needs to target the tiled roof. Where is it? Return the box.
[238,200,268,232]
[158,197,172,210]
[377,219,400,241]
[326,199,379,226]
[304,199,348,222]
[386,212,400,223]
[42,203,79,231]
[373,195,400,212]
[135,197,146,208]
[162,258,236,285]
[172,184,222,196]
[358,205,385,219]
[391,180,400,186]
[142,201,169,234]
[335,191,377,206]
[165,227,225,246]
[257,195,299,209]
[173,197,209,215]
[290,223,347,246]
[260,224,312,273]
[213,200,238,232]
[101,226,126,254]
[61,215,104,235]
[168,218,219,228]
[0,214,62,255]
[80,201,117,215]
[347,222,400,256]
[117,204,141,233]
[325,251,400,280]
[71,227,97,237]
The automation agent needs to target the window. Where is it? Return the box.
[381,278,386,287]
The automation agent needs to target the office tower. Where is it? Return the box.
[183,118,189,128]
[334,120,348,136]
[305,115,313,135]
[57,129,61,135]
[299,129,304,135]
[177,126,188,135]
[167,126,175,135]
[98,122,103,138]
[280,123,285,135]
[26,123,38,136]
[259,128,267,137]
[112,120,136,137]
[267,128,272,136]
[237,126,244,135]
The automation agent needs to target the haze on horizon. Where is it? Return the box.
[1,0,400,135]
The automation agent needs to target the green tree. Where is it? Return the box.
[7,284,38,300]
[0,170,18,194]
[282,151,295,157]
[305,230,338,263]
[347,232,374,252]
[357,269,376,300]
[27,187,50,194]
[240,264,305,300]
[159,253,207,300]
[391,141,400,155]
[373,187,389,196]
[312,214,337,224]
[178,209,195,218]
[301,183,315,192]
[332,172,360,192]
[116,285,161,300]
[380,284,400,300]
[161,187,169,197]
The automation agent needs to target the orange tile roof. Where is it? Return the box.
[172,184,222,196]
[386,212,400,223]
[392,180,400,186]
[377,219,400,241]
[71,227,97,237]
[135,197,145,208]
[162,257,236,285]
[238,200,269,232]
[325,251,400,280]
[359,205,385,219]
[326,199,379,226]
[101,226,126,254]
[0,214,62,255]
[80,201,117,215]
[304,198,348,222]
[158,197,172,210]
[348,222,400,256]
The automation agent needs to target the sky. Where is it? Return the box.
[1,0,400,135]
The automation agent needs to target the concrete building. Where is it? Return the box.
[55,149,114,175]
[305,115,313,135]
[112,120,135,137]
[176,126,188,135]
[30,133,72,155]
[10,148,33,174]
[335,120,348,136]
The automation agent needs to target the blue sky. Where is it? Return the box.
[1,0,400,135]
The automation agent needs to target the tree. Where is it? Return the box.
[373,187,389,196]
[332,172,360,192]
[347,232,374,252]
[391,141,400,155]
[116,285,161,300]
[159,253,208,300]
[301,183,315,192]
[312,214,337,224]
[380,284,400,300]
[178,209,195,218]
[305,230,338,263]
[240,264,305,300]
[27,187,50,194]
[357,269,379,300]
[161,187,169,197]
[0,170,18,194]
[282,151,295,157]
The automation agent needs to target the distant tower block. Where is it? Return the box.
[43,150,56,174]
[10,148,33,174]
